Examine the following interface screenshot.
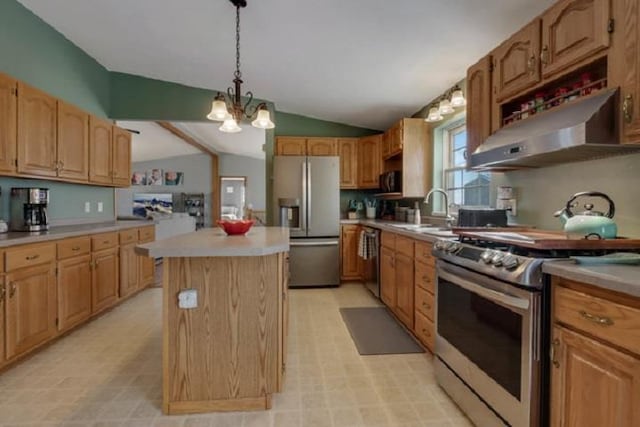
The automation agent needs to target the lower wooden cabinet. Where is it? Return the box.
[340,225,362,281]
[138,256,155,289]
[57,254,92,332]
[5,263,57,359]
[394,252,414,328]
[0,277,5,364]
[92,247,119,313]
[119,243,138,298]
[380,246,396,308]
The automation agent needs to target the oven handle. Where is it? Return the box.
[438,269,530,311]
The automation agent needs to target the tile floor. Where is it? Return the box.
[0,284,473,427]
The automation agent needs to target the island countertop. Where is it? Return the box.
[135,226,290,258]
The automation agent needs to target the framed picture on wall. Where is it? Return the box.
[165,171,184,186]
[146,169,164,186]
[131,171,147,185]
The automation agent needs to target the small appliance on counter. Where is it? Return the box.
[10,188,50,232]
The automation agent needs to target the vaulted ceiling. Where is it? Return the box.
[20,0,555,130]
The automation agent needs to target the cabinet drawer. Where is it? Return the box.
[119,229,138,245]
[415,241,435,266]
[138,226,155,243]
[554,285,640,355]
[396,236,414,257]
[414,311,435,351]
[415,286,435,321]
[381,232,395,250]
[57,237,91,260]
[91,232,118,251]
[415,260,435,293]
[6,243,56,271]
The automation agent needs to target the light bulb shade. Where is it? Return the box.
[207,99,229,122]
[438,99,455,115]
[450,89,467,107]
[425,107,443,123]
[251,108,275,129]
[219,117,242,133]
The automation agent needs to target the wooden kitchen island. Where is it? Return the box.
[135,227,290,415]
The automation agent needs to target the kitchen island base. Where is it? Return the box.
[162,252,288,415]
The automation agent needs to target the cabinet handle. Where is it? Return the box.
[26,254,39,261]
[71,246,81,251]
[421,328,430,336]
[422,275,431,283]
[527,55,536,73]
[579,310,614,326]
[103,240,110,244]
[540,46,549,66]
[550,338,560,368]
[623,94,634,124]
[9,282,16,299]
[0,284,5,302]
[422,302,431,310]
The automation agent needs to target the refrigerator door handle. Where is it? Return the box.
[307,161,312,233]
[301,160,307,232]
[290,241,339,247]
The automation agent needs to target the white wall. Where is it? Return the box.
[219,153,266,211]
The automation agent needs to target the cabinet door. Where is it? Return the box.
[381,131,391,158]
[57,254,91,332]
[358,135,381,189]
[388,122,403,156]
[493,20,542,102]
[620,0,640,142]
[338,138,358,189]
[541,0,611,78]
[57,101,89,181]
[17,82,57,177]
[551,326,640,427]
[112,127,131,187]
[89,116,113,184]
[119,244,138,298]
[0,279,5,364]
[307,138,337,156]
[275,137,306,156]
[92,248,119,313]
[0,73,17,173]
[380,247,396,308]
[340,225,361,280]
[394,252,414,328]
[5,263,57,359]
[138,255,155,289]
[466,56,493,165]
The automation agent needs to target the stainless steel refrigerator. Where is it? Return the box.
[273,156,340,287]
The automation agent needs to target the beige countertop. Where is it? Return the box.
[543,261,640,298]
[135,226,290,258]
[340,219,457,242]
[0,220,155,248]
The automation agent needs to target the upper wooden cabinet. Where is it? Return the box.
[466,56,493,165]
[493,20,542,102]
[0,73,17,174]
[384,121,403,158]
[112,127,131,187]
[619,0,640,143]
[57,101,89,181]
[89,116,113,185]
[358,135,381,189]
[17,82,57,177]
[541,0,611,79]
[338,138,358,189]
[307,138,337,156]
[275,137,306,156]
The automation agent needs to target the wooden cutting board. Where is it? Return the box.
[454,229,640,250]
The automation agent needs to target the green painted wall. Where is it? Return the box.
[274,111,379,137]
[0,0,110,117]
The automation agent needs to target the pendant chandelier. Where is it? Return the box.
[207,0,275,132]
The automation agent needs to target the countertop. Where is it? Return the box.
[0,220,155,248]
[340,219,457,242]
[135,226,290,258]
[543,261,640,298]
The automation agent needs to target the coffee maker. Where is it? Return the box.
[10,188,50,232]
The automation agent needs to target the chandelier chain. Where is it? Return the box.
[234,4,242,80]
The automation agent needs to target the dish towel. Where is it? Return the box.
[358,230,378,260]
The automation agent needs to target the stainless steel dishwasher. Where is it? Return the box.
[361,227,380,298]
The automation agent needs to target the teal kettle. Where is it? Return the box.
[554,191,617,239]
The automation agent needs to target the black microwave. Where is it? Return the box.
[379,171,402,193]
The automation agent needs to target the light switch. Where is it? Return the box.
[97,202,104,212]
[178,289,198,309]
[84,202,91,213]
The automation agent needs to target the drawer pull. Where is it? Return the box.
[9,282,16,298]
[103,240,110,244]
[26,254,39,261]
[421,328,430,336]
[422,275,431,282]
[71,246,81,251]
[579,310,614,326]
[422,302,431,310]
[550,338,560,368]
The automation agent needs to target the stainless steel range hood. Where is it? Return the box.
[469,88,640,169]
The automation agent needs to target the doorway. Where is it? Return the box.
[220,176,247,219]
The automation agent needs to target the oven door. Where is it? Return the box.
[435,260,540,427]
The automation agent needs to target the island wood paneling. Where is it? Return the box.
[164,255,281,414]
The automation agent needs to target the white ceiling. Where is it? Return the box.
[20,0,555,130]
[119,120,265,162]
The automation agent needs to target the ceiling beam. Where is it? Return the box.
[155,121,218,158]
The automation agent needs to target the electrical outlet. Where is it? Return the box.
[178,289,198,309]
[84,202,91,213]
[97,202,103,212]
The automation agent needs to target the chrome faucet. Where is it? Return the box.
[424,188,456,227]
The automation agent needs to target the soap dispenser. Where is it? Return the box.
[414,201,421,225]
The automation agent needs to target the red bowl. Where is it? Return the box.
[216,219,255,235]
